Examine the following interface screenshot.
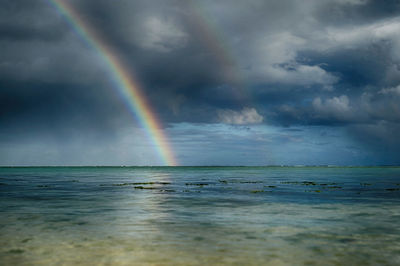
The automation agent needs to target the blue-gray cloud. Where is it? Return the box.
[1,0,400,165]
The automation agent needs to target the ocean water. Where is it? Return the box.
[0,166,400,265]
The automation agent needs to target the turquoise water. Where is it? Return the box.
[1,166,400,265]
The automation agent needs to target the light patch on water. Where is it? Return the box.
[1,167,400,265]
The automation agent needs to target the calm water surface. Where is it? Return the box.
[1,167,400,265]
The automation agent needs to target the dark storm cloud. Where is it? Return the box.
[0,0,65,41]
[314,0,400,25]
[1,0,400,164]
[0,0,133,141]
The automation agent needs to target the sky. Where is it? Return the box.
[1,0,400,166]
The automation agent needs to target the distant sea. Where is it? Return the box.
[1,166,400,265]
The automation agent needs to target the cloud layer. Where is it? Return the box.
[1,0,400,165]
[218,108,264,125]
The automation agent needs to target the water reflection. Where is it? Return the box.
[1,167,400,265]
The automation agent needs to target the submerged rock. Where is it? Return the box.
[133,182,170,185]
[250,190,264,193]
[185,183,209,186]
[320,183,339,186]
[113,182,171,186]
[8,249,24,254]
[134,186,157,190]
[281,181,300,184]
[302,181,317,186]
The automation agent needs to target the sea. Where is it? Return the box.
[0,166,399,265]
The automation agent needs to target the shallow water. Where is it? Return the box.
[1,166,400,265]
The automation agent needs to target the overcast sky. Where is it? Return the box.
[1,0,400,166]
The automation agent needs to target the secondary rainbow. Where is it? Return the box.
[182,0,251,105]
[47,0,177,166]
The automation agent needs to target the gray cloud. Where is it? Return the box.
[217,108,264,125]
[1,0,400,164]
[312,95,353,122]
[138,16,188,52]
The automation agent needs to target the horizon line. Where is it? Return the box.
[0,165,399,168]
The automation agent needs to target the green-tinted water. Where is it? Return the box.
[1,167,400,265]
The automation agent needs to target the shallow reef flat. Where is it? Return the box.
[1,166,400,265]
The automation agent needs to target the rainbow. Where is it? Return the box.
[47,0,177,166]
[183,0,250,105]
